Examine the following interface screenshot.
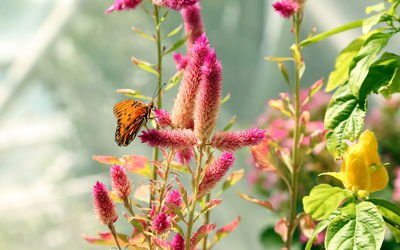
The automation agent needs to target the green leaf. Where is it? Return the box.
[326,30,382,92]
[220,93,231,105]
[264,57,293,61]
[131,57,158,75]
[303,184,352,220]
[325,201,385,250]
[222,116,236,131]
[277,62,291,87]
[305,211,341,250]
[366,3,385,14]
[213,217,241,245]
[131,26,154,40]
[362,13,384,34]
[299,20,364,47]
[349,32,392,98]
[164,36,188,55]
[116,89,153,100]
[165,70,183,91]
[381,67,400,97]
[324,81,366,158]
[165,24,182,38]
[221,169,244,192]
[368,198,400,242]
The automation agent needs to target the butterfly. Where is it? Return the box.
[113,100,154,146]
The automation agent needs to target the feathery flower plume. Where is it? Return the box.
[139,129,198,149]
[170,233,185,250]
[210,127,266,152]
[194,49,222,143]
[105,0,143,13]
[165,190,183,206]
[171,34,210,128]
[173,53,189,70]
[93,181,118,225]
[181,3,205,53]
[110,165,132,199]
[155,109,172,128]
[152,0,199,11]
[272,0,300,18]
[152,213,171,234]
[198,153,235,197]
[176,147,194,164]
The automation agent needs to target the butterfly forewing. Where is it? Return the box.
[113,100,153,146]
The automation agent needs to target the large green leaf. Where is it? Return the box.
[324,82,366,158]
[305,211,341,250]
[368,198,400,243]
[349,32,392,98]
[325,201,385,250]
[303,184,352,220]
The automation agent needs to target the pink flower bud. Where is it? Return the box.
[272,0,300,18]
[110,165,132,200]
[165,190,183,206]
[92,181,118,225]
[153,0,199,10]
[152,213,171,234]
[175,147,194,164]
[194,49,222,143]
[210,127,266,152]
[170,233,185,250]
[155,109,172,128]
[198,153,235,197]
[139,129,198,149]
[105,0,143,13]
[173,53,188,70]
[181,3,205,53]
[171,34,210,128]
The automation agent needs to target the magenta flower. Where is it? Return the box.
[105,0,143,13]
[194,49,222,143]
[181,3,205,53]
[175,147,194,164]
[152,213,171,234]
[198,153,235,197]
[153,0,199,11]
[272,0,300,18]
[139,129,198,149]
[92,181,118,226]
[170,233,185,250]
[110,165,132,200]
[210,127,266,152]
[155,109,172,128]
[173,53,189,70]
[171,34,210,128]
[165,190,183,206]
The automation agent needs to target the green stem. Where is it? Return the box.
[202,193,211,250]
[286,12,303,250]
[185,146,205,250]
[108,224,122,250]
[156,150,175,214]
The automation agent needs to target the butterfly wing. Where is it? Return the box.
[113,100,150,146]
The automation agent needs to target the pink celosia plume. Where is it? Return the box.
[152,213,171,234]
[165,190,183,206]
[110,165,132,199]
[153,0,199,10]
[198,152,235,197]
[181,3,205,53]
[272,0,300,18]
[139,129,198,149]
[171,34,210,128]
[155,109,172,128]
[173,53,189,71]
[105,0,143,13]
[175,147,194,163]
[210,127,266,152]
[194,49,222,143]
[93,181,118,225]
[170,233,185,250]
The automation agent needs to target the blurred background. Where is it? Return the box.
[0,0,391,249]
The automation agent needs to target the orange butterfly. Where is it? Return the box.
[113,100,154,146]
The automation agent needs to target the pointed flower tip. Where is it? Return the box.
[211,127,266,152]
[139,129,197,149]
[93,181,118,225]
[172,53,188,71]
[105,0,143,13]
[110,165,132,199]
[171,233,185,250]
[155,109,172,128]
[153,0,199,11]
[272,0,300,18]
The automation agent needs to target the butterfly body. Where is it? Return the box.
[113,100,154,146]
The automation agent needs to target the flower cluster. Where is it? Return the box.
[105,0,199,13]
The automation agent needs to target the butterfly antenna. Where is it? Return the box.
[152,83,167,100]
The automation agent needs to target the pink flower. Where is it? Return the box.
[210,127,266,152]
[139,129,198,149]
[194,49,222,143]
[170,233,185,250]
[165,190,183,206]
[171,34,210,128]
[155,109,172,128]
[181,3,205,53]
[175,147,194,164]
[393,168,400,201]
[105,0,143,13]
[198,152,235,197]
[152,213,171,234]
[92,181,118,225]
[173,53,188,70]
[153,0,199,10]
[272,0,300,18]
[110,165,132,199]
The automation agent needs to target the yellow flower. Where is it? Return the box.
[325,130,388,195]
